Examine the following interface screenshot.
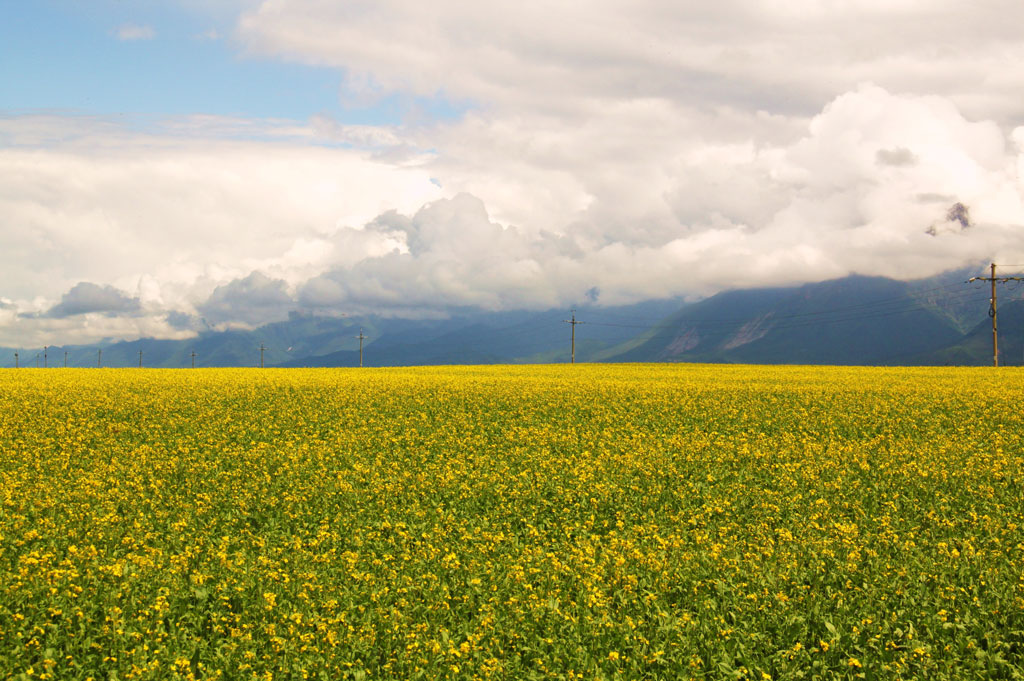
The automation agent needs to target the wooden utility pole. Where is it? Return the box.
[191,351,197,369]
[43,346,48,368]
[968,263,1024,367]
[97,349,102,368]
[991,262,997,367]
[14,352,18,369]
[64,351,68,368]
[138,350,143,368]
[562,310,582,364]
[356,329,366,367]
[259,344,266,368]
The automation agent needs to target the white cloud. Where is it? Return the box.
[233,0,1024,244]
[237,0,1024,124]
[0,114,442,345]
[115,24,156,41]
[285,84,1024,317]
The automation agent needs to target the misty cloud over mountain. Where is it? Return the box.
[198,272,294,327]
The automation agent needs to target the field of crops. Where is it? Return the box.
[1,364,1022,680]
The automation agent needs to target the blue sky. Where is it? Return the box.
[2,0,1024,346]
[0,0,460,125]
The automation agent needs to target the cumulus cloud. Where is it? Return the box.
[289,84,1024,320]
[0,115,440,303]
[231,0,1024,244]
[0,112,445,343]
[297,193,579,313]
[44,282,141,318]
[115,24,156,41]
[198,271,294,327]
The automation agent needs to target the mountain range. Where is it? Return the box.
[5,268,1023,368]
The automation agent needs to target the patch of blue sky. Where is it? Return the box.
[0,1,467,128]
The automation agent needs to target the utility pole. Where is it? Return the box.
[562,310,582,364]
[968,263,1024,367]
[259,344,266,368]
[43,346,48,368]
[64,351,68,368]
[14,352,18,369]
[138,350,143,368]
[98,349,102,368]
[356,329,366,367]
[191,351,197,369]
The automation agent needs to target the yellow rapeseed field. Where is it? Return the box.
[0,364,1022,680]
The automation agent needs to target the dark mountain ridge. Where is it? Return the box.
[606,275,972,365]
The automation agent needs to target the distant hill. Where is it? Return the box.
[2,314,366,369]
[0,300,684,369]
[277,300,686,367]
[917,299,1024,366]
[602,275,978,365]
[4,268,1023,368]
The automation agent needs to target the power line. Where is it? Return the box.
[967,262,1024,367]
[562,310,583,364]
[356,328,367,367]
